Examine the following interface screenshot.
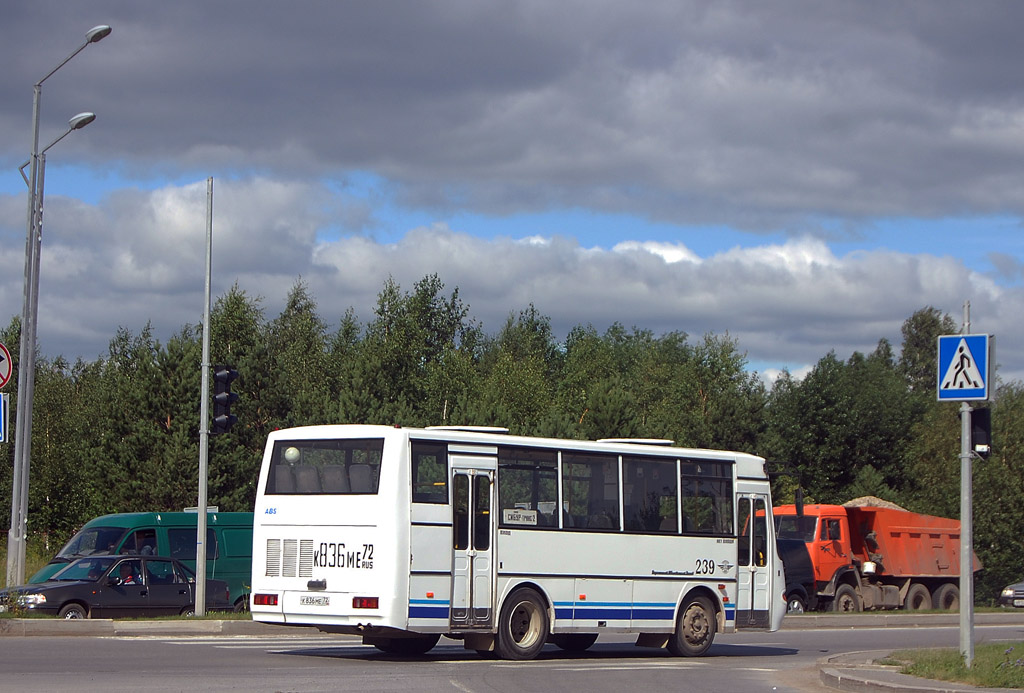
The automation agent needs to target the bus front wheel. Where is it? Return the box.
[495,587,549,660]
[551,633,598,652]
[667,595,716,657]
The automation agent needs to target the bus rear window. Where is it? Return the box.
[266,438,384,495]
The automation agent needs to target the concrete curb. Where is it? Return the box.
[817,650,1020,692]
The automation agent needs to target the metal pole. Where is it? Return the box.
[195,177,214,616]
[959,300,974,668]
[17,152,49,578]
[6,26,110,588]
[7,83,43,588]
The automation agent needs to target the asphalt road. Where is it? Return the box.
[3,618,1024,692]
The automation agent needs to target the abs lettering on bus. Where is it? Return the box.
[314,542,374,569]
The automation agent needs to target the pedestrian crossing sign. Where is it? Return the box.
[937,334,990,401]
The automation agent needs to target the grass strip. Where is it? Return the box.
[883,642,1024,689]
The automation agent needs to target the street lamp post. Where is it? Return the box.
[6,25,110,588]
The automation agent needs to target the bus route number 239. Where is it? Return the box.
[695,558,715,575]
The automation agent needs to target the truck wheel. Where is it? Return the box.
[495,587,549,660]
[904,583,933,610]
[832,585,861,612]
[931,583,959,611]
[787,594,807,614]
[667,595,716,656]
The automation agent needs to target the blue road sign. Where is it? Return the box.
[937,334,990,401]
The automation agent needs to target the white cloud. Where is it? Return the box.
[2,179,1019,384]
[613,241,700,264]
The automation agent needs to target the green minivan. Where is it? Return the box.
[29,511,253,611]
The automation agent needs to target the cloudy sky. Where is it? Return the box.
[1,2,1021,387]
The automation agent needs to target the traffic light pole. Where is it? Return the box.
[195,177,213,616]
[958,302,974,668]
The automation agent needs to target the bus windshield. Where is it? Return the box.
[56,526,128,559]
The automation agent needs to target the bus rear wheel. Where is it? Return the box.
[667,595,716,657]
[495,587,549,660]
[370,634,440,655]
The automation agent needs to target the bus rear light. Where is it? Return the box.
[254,593,279,606]
[353,596,379,609]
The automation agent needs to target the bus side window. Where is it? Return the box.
[453,475,469,550]
[737,498,751,566]
[412,441,448,504]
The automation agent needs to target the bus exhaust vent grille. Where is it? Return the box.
[282,539,298,577]
[265,539,315,578]
[266,539,281,577]
[299,539,314,577]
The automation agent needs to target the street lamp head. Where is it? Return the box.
[68,112,96,130]
[86,25,112,44]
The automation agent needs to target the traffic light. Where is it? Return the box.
[971,407,991,459]
[212,365,239,434]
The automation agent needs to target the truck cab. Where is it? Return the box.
[776,505,853,593]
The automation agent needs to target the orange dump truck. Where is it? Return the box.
[773,499,980,612]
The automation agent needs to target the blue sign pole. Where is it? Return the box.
[938,303,994,668]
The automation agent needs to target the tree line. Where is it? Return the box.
[1,274,1020,602]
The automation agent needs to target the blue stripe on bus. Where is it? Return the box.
[409,599,450,619]
[411,599,723,622]
[553,600,677,621]
[409,605,449,618]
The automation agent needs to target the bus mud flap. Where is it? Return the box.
[635,633,670,648]
[464,633,495,651]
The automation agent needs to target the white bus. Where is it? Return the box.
[250,425,785,660]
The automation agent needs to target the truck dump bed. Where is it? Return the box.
[846,506,979,577]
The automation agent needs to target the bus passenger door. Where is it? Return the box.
[450,458,495,630]
[735,494,771,628]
